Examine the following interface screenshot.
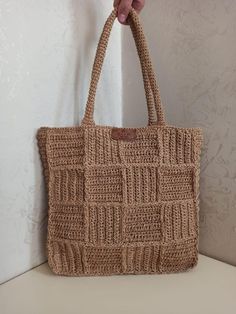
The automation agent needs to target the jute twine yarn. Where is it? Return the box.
[37,8,203,276]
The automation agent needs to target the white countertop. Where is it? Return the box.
[1,255,236,314]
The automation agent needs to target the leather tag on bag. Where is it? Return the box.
[111,128,137,141]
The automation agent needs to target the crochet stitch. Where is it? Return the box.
[37,8,203,276]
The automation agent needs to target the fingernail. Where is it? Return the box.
[119,14,126,23]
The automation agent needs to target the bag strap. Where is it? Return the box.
[128,9,166,126]
[81,8,166,127]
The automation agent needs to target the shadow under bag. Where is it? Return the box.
[37,8,204,276]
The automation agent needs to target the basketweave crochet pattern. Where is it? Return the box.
[37,8,203,276]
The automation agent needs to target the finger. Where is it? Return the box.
[132,0,145,13]
[117,0,133,24]
[113,0,120,8]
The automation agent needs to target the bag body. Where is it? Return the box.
[37,9,203,276]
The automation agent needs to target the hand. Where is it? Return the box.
[113,0,145,24]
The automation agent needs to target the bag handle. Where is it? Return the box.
[128,9,166,126]
[81,8,166,127]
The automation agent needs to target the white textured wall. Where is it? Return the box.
[0,0,121,284]
[1,0,236,285]
[122,0,236,265]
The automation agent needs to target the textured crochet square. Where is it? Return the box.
[37,8,203,276]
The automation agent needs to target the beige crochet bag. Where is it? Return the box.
[37,8,203,276]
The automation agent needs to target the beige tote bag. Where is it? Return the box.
[37,8,203,276]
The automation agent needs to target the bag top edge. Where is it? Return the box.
[37,124,203,132]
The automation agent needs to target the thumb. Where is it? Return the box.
[117,0,132,24]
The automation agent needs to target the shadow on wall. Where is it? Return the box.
[53,0,99,127]
[28,139,48,268]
